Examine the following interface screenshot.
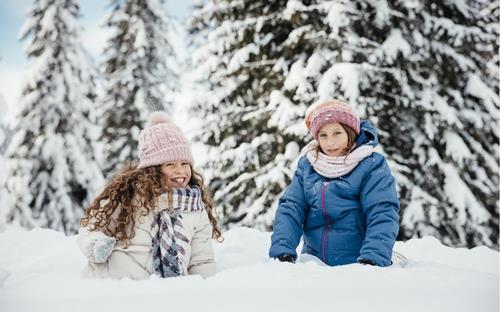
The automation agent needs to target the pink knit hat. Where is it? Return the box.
[304,99,360,138]
[137,112,194,169]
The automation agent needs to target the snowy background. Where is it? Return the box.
[0,0,499,310]
[0,226,498,312]
[1,0,498,244]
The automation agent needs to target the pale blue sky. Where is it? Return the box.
[0,0,192,109]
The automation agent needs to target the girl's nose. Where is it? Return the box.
[175,165,187,173]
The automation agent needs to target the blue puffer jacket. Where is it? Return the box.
[269,120,399,266]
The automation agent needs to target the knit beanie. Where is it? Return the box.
[137,112,194,169]
[304,99,360,138]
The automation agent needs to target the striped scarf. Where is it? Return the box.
[304,140,374,178]
[151,186,205,278]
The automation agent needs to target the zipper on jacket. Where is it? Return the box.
[321,180,331,264]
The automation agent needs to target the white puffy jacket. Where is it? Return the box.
[77,196,216,280]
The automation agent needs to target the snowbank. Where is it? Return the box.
[0,226,498,312]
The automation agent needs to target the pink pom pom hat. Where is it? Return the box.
[304,99,360,138]
[137,111,194,169]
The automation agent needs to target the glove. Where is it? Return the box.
[358,258,376,266]
[277,254,296,263]
[93,235,116,263]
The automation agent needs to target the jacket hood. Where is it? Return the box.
[355,120,378,148]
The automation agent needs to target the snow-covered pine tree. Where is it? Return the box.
[0,93,8,154]
[99,0,179,174]
[312,0,499,248]
[190,0,499,248]
[189,0,333,229]
[0,93,10,227]
[0,57,8,155]
[3,0,104,234]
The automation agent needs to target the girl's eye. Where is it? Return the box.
[182,162,190,166]
[165,163,174,167]
[333,132,341,136]
[319,133,327,137]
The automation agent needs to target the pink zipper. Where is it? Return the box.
[321,181,331,263]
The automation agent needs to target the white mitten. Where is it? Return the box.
[93,236,116,263]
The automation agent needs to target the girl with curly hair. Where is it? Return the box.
[78,112,222,279]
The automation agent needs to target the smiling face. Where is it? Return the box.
[317,122,350,157]
[160,160,192,189]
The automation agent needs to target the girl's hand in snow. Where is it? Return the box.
[93,236,116,263]
[358,258,376,266]
[277,254,296,263]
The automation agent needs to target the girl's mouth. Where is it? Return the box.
[171,178,186,183]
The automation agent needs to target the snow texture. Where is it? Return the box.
[0,226,497,312]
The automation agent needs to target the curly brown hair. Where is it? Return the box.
[80,162,223,245]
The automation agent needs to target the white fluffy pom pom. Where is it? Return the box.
[148,111,171,126]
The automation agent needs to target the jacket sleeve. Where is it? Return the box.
[358,155,400,266]
[188,211,216,278]
[77,228,114,263]
[269,158,309,259]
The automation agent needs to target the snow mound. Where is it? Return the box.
[0,226,498,312]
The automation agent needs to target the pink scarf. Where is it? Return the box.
[304,141,374,178]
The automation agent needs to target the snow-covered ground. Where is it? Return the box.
[0,226,498,312]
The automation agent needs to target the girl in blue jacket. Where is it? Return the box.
[269,99,400,266]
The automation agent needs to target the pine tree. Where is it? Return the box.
[0,93,8,154]
[190,0,499,248]
[0,56,10,154]
[0,93,10,227]
[3,0,104,234]
[99,0,179,174]
[321,0,499,248]
[189,0,331,229]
